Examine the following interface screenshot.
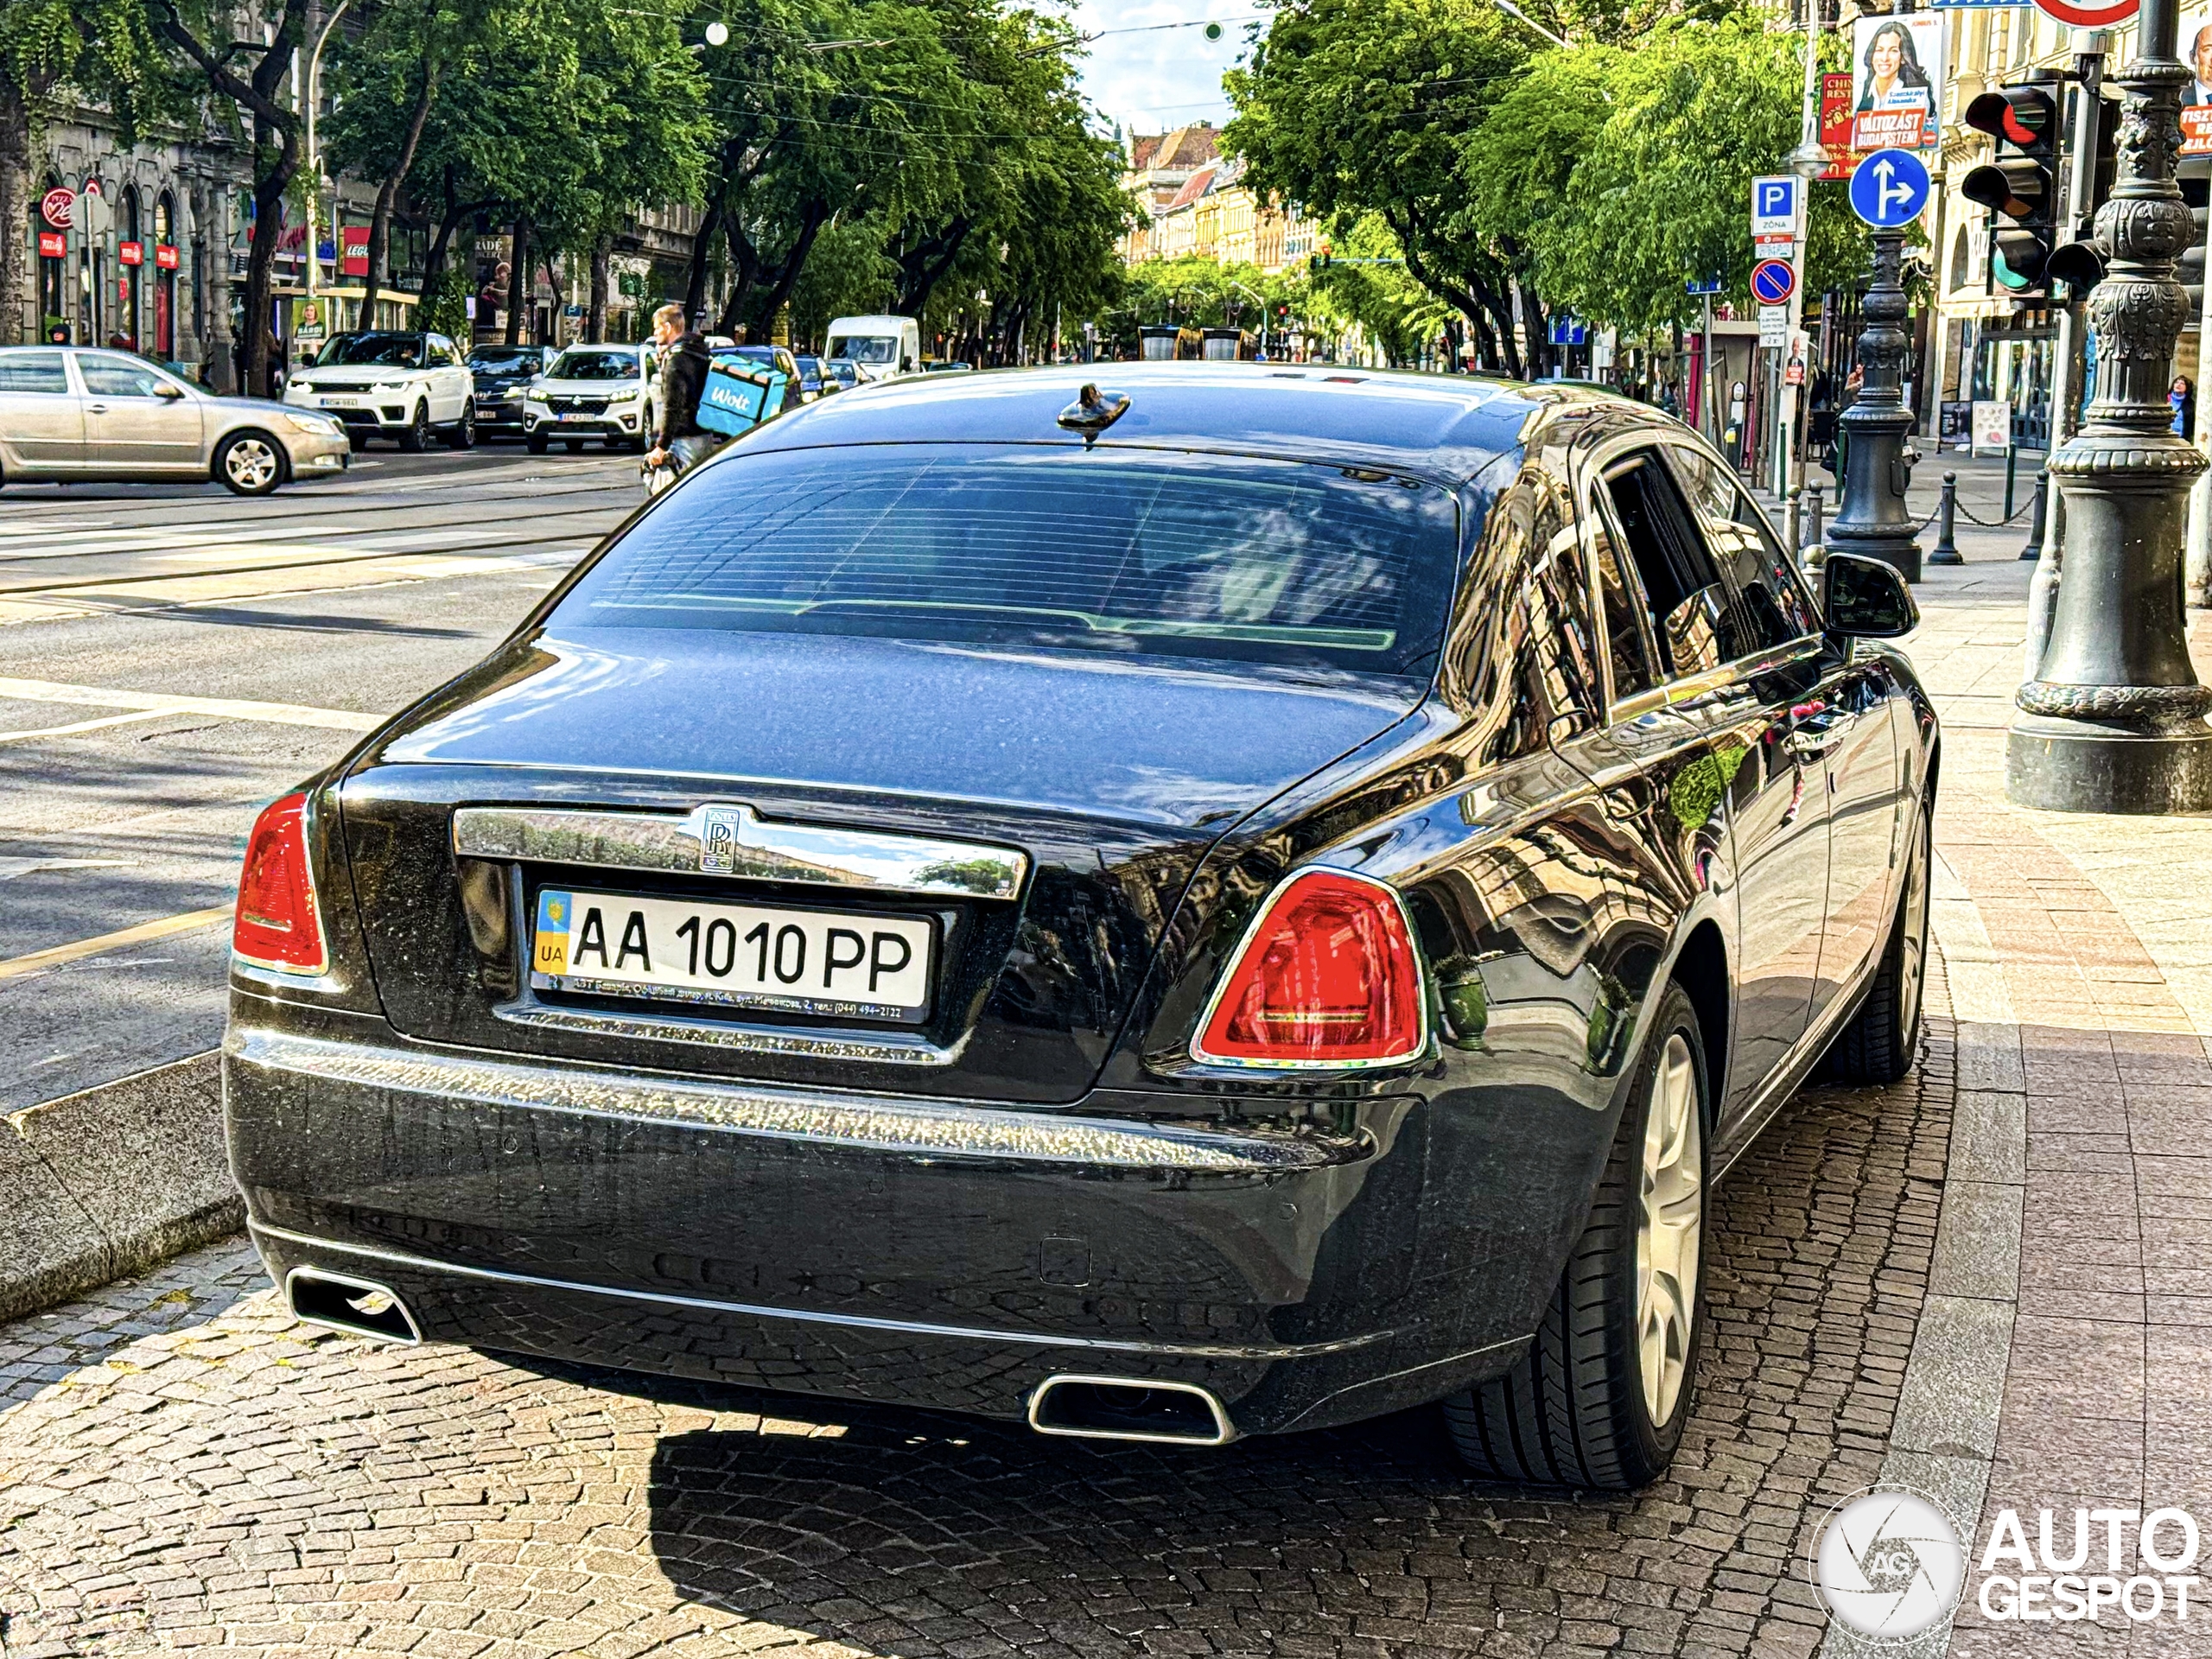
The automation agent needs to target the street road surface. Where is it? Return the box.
[0,449,639,1111]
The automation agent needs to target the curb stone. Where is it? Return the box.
[0,1050,240,1324]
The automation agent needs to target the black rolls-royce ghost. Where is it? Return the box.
[223,363,1936,1491]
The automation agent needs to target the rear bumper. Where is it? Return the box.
[222,1011,1557,1435]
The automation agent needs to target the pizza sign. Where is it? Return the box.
[41,188,73,230]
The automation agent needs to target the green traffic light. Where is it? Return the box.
[1992,249,2031,290]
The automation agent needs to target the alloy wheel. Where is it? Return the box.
[1636,1033,1702,1427]
[1897,810,1930,1040]
[225,436,279,493]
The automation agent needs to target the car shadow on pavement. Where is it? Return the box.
[578,1046,1951,1655]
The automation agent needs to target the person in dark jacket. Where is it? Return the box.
[645,303,718,474]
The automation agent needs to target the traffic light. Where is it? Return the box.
[2047,92,2120,296]
[1962,76,2060,305]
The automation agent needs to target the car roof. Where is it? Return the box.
[736,361,1610,486]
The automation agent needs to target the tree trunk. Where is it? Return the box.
[683,200,721,323]
[0,75,36,346]
[243,124,304,397]
[715,213,765,337]
[504,215,529,343]
[1516,277,1551,379]
[748,202,827,337]
[588,238,609,342]
[361,58,438,323]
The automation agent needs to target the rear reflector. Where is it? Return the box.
[233,792,328,974]
[1192,868,1424,1068]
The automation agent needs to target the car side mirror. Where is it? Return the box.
[155,383,186,400]
[1821,551,1919,638]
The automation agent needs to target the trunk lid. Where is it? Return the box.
[338,627,1422,1103]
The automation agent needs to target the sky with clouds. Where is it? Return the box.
[1068,1,1260,139]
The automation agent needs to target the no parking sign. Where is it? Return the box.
[1751,259,1797,307]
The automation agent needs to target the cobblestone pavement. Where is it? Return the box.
[0,1012,1955,1658]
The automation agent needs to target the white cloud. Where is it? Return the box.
[1070,0,1260,138]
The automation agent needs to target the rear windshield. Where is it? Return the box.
[550,444,1462,677]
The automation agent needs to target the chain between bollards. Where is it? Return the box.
[2019,469,2048,561]
[1929,472,1962,565]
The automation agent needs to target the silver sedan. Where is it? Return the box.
[0,346,352,495]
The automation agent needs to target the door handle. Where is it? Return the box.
[86,402,109,413]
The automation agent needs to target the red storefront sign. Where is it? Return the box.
[40,188,73,230]
[119,240,143,265]
[154,244,180,270]
[37,230,67,259]
[1819,72,1858,181]
[341,225,370,277]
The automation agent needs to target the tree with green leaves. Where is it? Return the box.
[1224,0,1538,374]
[153,0,315,393]
[1462,14,1866,335]
[1,0,165,343]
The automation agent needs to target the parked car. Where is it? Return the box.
[709,344,805,417]
[924,359,975,373]
[466,343,555,438]
[0,345,349,495]
[791,353,828,399]
[283,331,475,451]
[223,364,1935,1490]
[522,344,657,453]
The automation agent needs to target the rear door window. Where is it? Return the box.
[1599,453,1731,678]
[0,352,70,393]
[551,444,1465,680]
[1666,445,1823,649]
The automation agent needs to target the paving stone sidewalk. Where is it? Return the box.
[1864,516,2212,1657]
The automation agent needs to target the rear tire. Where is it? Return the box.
[1442,982,1709,1491]
[398,402,429,453]
[1822,790,1932,1085]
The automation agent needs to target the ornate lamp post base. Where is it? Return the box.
[1825,228,1921,582]
[2003,4,2212,815]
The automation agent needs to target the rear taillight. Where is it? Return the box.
[1192,868,1425,1068]
[232,792,328,975]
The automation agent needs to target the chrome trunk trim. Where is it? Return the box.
[451,802,1027,899]
[226,1026,1358,1172]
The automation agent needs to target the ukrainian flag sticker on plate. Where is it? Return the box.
[533,889,572,976]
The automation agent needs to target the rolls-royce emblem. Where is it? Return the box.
[699,805,746,874]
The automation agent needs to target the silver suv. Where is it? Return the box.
[0,346,352,495]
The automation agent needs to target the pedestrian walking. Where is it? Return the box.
[2171,374,2196,437]
[643,302,720,489]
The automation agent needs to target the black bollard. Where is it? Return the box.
[1806,482,1824,558]
[1930,472,1963,564]
[2019,470,2048,562]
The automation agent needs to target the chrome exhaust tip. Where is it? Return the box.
[285,1267,422,1344]
[1027,1374,1235,1446]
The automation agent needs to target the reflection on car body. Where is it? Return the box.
[224,364,1936,1490]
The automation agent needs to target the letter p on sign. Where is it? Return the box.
[1752,176,1802,239]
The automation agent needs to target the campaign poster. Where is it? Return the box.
[2185,10,2212,156]
[1851,14,1945,154]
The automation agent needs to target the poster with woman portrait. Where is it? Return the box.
[2183,10,2212,156]
[1851,14,1945,155]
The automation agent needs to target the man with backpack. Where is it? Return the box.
[645,303,718,478]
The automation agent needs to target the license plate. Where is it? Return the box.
[558,410,590,421]
[531,888,932,1021]
[323,397,359,408]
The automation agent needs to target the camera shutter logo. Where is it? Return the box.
[1811,1486,1966,1638]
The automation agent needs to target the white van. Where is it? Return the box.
[824,315,921,384]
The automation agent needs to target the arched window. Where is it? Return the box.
[1948,223,1972,296]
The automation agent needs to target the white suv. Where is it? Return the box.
[284,331,476,451]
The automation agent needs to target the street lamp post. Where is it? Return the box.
[2007,0,2212,812]
[302,0,350,317]
[1823,226,1923,581]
